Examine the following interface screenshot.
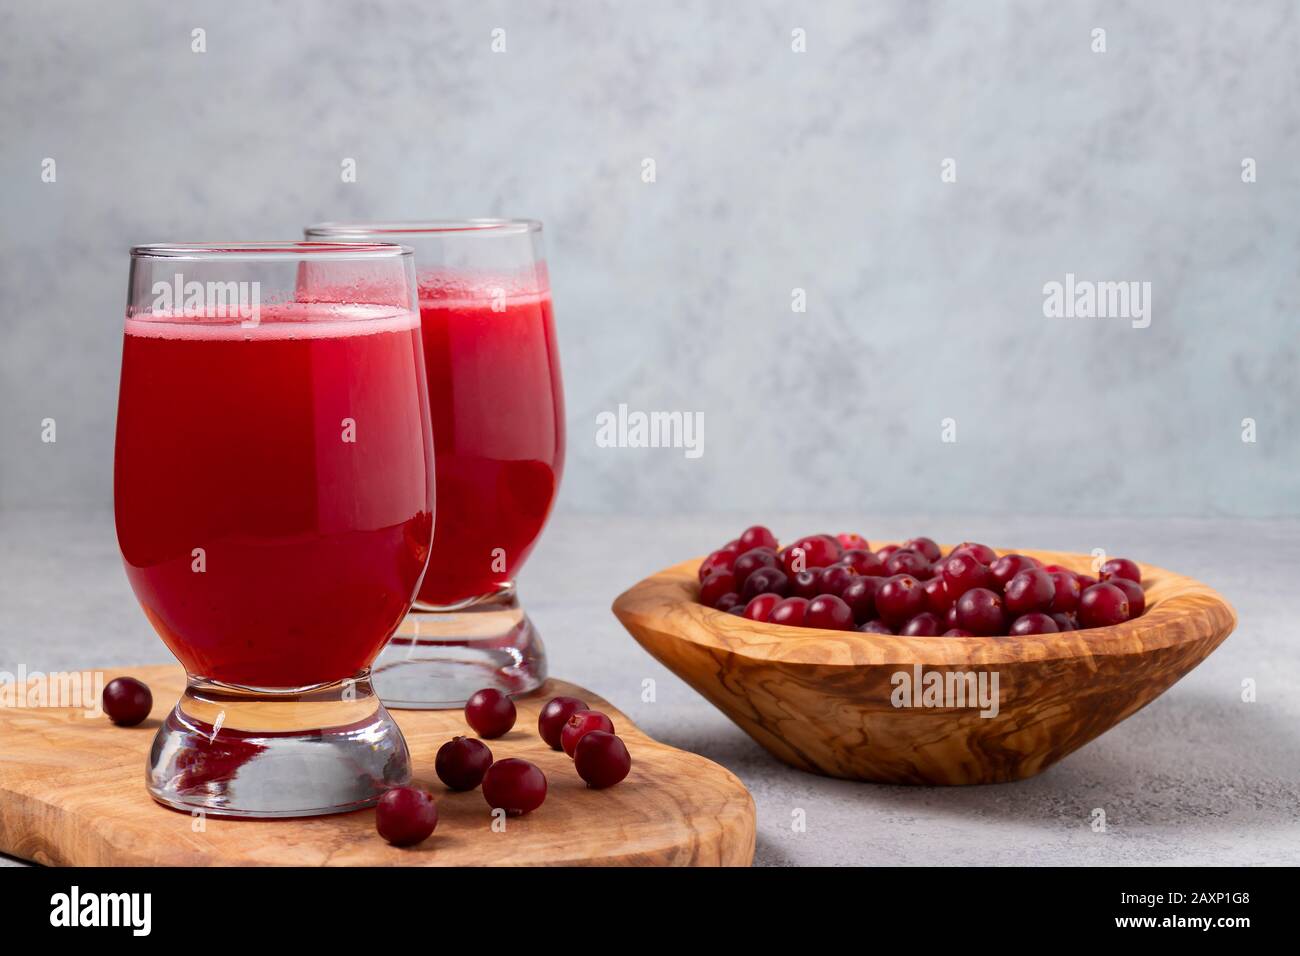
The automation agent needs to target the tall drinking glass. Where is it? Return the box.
[115,242,433,816]
[304,221,564,708]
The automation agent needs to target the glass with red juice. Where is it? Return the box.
[305,221,564,708]
[115,242,434,816]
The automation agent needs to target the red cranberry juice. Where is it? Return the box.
[415,286,564,606]
[114,306,434,688]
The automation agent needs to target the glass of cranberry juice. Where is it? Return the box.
[305,221,564,708]
[115,242,434,816]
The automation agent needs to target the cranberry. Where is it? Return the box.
[943,628,974,636]
[769,596,810,627]
[742,592,783,622]
[790,570,821,598]
[858,620,894,634]
[837,533,870,551]
[376,786,438,846]
[1004,568,1054,615]
[103,677,152,726]
[537,695,587,750]
[561,710,615,757]
[805,594,854,630]
[1050,612,1077,631]
[946,604,960,628]
[955,587,1005,635]
[574,731,632,789]
[782,535,840,572]
[733,547,778,588]
[951,542,998,565]
[699,570,737,607]
[1077,582,1130,628]
[738,525,779,553]
[875,574,925,627]
[904,537,942,562]
[482,758,547,816]
[1076,573,1099,590]
[698,546,738,582]
[726,605,745,616]
[1042,564,1073,575]
[840,577,881,624]
[464,688,516,738]
[941,553,992,600]
[1047,570,1081,613]
[435,736,494,790]
[989,554,1036,589]
[714,592,742,612]
[816,563,858,597]
[875,543,902,561]
[1009,612,1059,635]
[885,549,933,580]
[1107,577,1146,617]
[840,548,885,576]
[742,567,790,601]
[1100,557,1141,584]
[922,575,954,616]
[900,612,941,636]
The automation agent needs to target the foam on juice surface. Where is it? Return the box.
[124,302,420,340]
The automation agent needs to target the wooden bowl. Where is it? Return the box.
[612,546,1236,785]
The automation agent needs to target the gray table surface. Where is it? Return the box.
[2,509,1297,866]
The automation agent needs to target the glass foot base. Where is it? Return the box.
[374,585,547,709]
[146,671,410,818]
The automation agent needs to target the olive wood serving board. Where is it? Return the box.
[0,666,755,866]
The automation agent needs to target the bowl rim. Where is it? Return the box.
[612,544,1237,667]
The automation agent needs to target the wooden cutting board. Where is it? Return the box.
[0,665,755,866]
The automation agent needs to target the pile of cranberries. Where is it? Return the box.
[376,687,632,848]
[697,526,1146,637]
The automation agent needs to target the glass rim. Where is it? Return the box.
[130,241,415,261]
[304,219,542,238]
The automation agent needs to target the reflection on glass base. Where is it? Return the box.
[146,670,411,818]
[374,584,547,710]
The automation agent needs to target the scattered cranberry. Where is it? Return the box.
[435,736,494,790]
[561,710,615,757]
[103,677,152,726]
[816,563,858,597]
[742,592,783,622]
[990,554,1036,589]
[905,537,942,562]
[837,532,870,551]
[840,548,884,576]
[805,594,854,630]
[922,575,954,616]
[858,620,894,634]
[770,596,810,628]
[790,570,821,598]
[742,567,790,601]
[951,542,998,565]
[738,524,779,553]
[574,731,632,789]
[699,570,737,607]
[464,688,516,739]
[900,612,942,636]
[482,758,547,816]
[885,549,933,580]
[1078,582,1131,628]
[1100,557,1141,584]
[1009,612,1060,635]
[733,547,779,588]
[876,574,925,626]
[1107,577,1146,617]
[537,695,587,750]
[376,786,438,846]
[840,577,880,624]
[955,587,1005,636]
[941,553,992,600]
[1004,568,1054,616]
[1047,570,1082,613]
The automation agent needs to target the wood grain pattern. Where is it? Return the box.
[0,668,755,866]
[613,545,1237,785]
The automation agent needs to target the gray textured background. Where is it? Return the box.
[1,0,1297,516]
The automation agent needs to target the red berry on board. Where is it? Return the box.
[742,593,783,622]
[1077,582,1131,628]
[465,688,516,739]
[770,596,811,628]
[1009,612,1060,635]
[955,587,1005,636]
[1004,569,1055,616]
[738,525,779,553]
[574,731,632,789]
[1100,558,1141,584]
[376,786,438,846]
[1107,577,1146,617]
[103,677,152,726]
[435,736,494,791]
[805,594,854,630]
[561,710,615,757]
[537,696,587,750]
[482,758,547,816]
